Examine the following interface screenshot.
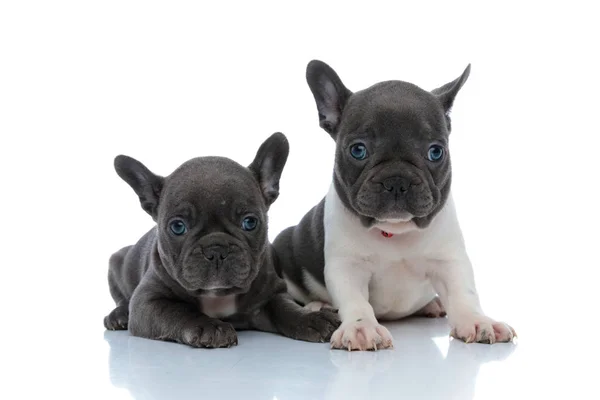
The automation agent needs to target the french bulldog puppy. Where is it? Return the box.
[273,61,516,350]
[104,132,339,348]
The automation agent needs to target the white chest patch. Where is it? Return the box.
[368,260,436,319]
[199,294,237,318]
[323,184,466,319]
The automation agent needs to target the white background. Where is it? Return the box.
[1,1,599,399]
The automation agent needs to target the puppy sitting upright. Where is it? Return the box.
[274,61,515,350]
[104,133,339,348]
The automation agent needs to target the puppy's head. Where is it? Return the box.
[306,60,470,228]
[114,132,289,295]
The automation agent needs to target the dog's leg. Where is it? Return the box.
[427,256,516,344]
[414,297,447,318]
[264,293,340,342]
[326,258,394,351]
[129,293,238,348]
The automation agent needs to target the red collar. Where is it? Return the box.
[381,230,394,238]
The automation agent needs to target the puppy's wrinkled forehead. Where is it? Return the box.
[341,81,448,140]
[160,157,264,214]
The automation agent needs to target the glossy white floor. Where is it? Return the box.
[101,319,514,400]
[22,282,596,400]
[30,308,597,400]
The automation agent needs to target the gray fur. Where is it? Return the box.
[104,132,339,348]
[273,60,469,294]
[273,199,326,285]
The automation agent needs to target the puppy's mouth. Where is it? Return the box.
[352,174,436,221]
[354,196,434,220]
[181,266,253,292]
[177,253,256,294]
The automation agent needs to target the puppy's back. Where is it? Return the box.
[108,227,157,304]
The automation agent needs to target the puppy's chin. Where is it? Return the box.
[372,219,418,235]
[181,275,255,295]
[354,203,416,221]
[376,212,414,223]
[361,212,418,234]
[193,286,248,296]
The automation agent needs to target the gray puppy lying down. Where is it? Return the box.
[104,133,340,348]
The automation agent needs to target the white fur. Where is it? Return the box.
[283,272,312,305]
[199,294,237,318]
[303,301,331,312]
[303,270,331,303]
[321,183,513,348]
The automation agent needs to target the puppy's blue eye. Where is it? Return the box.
[427,145,444,162]
[242,216,258,231]
[169,219,187,236]
[350,143,368,160]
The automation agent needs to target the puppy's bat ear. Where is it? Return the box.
[248,132,289,207]
[114,155,164,220]
[306,60,353,139]
[432,64,471,117]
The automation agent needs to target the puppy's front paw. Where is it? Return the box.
[182,319,238,348]
[330,319,393,351]
[104,305,129,330]
[451,315,516,344]
[293,309,341,343]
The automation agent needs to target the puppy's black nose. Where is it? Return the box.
[202,244,229,261]
[382,176,411,193]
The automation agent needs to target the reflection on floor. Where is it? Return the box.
[104,318,516,400]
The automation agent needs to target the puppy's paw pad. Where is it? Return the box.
[330,319,393,351]
[104,306,129,330]
[183,320,238,348]
[294,309,341,342]
[451,316,515,344]
[416,297,446,318]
